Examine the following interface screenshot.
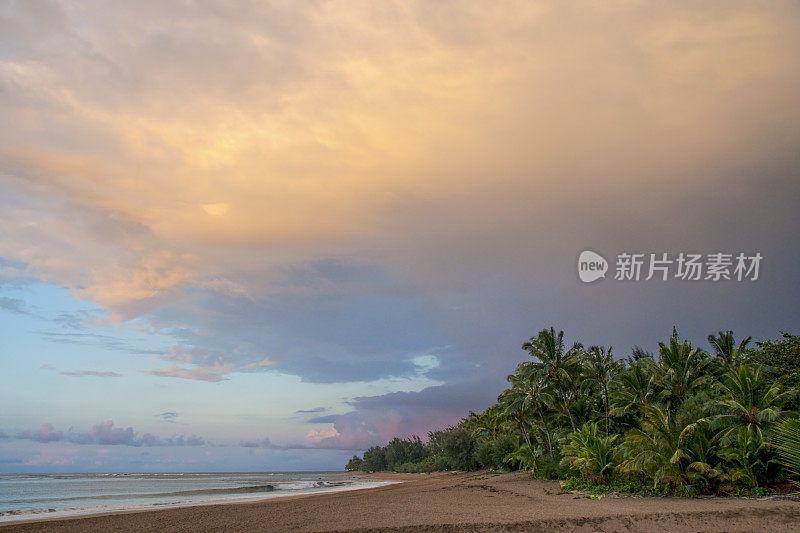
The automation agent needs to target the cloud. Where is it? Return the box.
[144,365,229,382]
[0,296,36,316]
[60,370,122,377]
[295,407,327,414]
[238,437,319,450]
[25,447,79,466]
[1,0,800,448]
[143,346,275,382]
[37,331,162,356]
[240,438,274,449]
[70,421,137,445]
[202,203,230,217]
[158,434,205,447]
[305,381,499,449]
[14,421,206,447]
[306,415,339,424]
[156,411,179,423]
[306,426,339,443]
[18,423,63,443]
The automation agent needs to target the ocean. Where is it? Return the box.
[0,472,392,522]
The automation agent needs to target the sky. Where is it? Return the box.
[1,0,799,472]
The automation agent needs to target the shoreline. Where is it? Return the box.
[0,476,398,526]
[2,471,799,532]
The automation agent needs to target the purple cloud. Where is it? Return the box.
[308,381,497,450]
[306,415,339,424]
[18,423,64,443]
[71,420,136,445]
[14,421,206,447]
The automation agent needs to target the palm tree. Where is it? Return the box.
[523,328,582,432]
[517,362,557,458]
[773,417,800,486]
[471,405,504,441]
[560,421,619,483]
[707,364,792,445]
[498,378,533,448]
[585,346,619,435]
[620,405,707,490]
[718,426,769,488]
[708,330,752,369]
[656,335,712,408]
[505,444,539,473]
[611,357,656,421]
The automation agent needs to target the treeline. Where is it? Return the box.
[345,328,800,496]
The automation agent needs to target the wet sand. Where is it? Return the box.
[2,471,799,532]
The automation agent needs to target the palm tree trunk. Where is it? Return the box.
[603,383,610,436]
[561,390,576,432]
[536,405,554,459]
[519,418,532,448]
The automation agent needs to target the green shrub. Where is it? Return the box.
[362,445,387,472]
[345,455,364,471]
[535,455,569,480]
[415,454,450,472]
[560,422,619,483]
[475,434,518,470]
[504,444,538,472]
[428,427,476,470]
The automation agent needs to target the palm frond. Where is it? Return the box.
[773,417,800,485]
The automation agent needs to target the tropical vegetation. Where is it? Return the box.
[345,328,800,496]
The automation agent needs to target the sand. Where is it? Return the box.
[2,471,799,532]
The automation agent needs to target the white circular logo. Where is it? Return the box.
[578,250,608,283]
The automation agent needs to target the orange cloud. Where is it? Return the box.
[1,0,799,316]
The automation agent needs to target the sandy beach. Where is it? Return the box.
[2,471,799,532]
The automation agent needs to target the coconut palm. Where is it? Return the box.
[707,364,792,445]
[619,405,704,489]
[523,328,582,432]
[516,362,558,455]
[611,357,656,421]
[773,417,800,486]
[718,426,769,488]
[470,404,504,441]
[498,379,533,448]
[585,346,620,435]
[344,326,800,492]
[655,335,712,408]
[560,422,619,483]
[708,330,752,369]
